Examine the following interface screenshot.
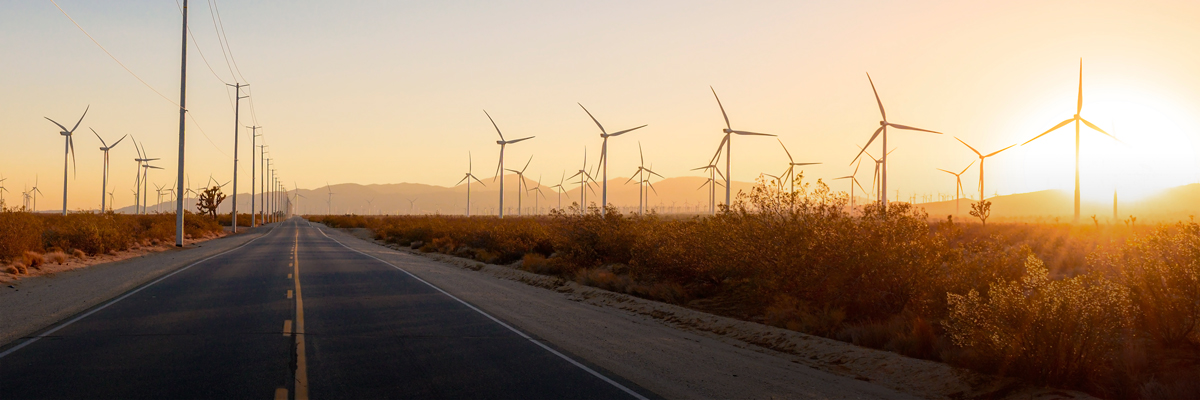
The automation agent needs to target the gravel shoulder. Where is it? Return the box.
[0,224,276,348]
[324,224,1094,400]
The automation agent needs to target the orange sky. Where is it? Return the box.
[3,0,1200,211]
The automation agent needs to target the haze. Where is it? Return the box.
[4,0,1200,211]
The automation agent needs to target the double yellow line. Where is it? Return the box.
[279,225,309,400]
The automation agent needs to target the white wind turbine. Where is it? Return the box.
[30,177,45,212]
[850,73,942,211]
[937,160,975,215]
[692,164,726,216]
[325,183,335,215]
[834,160,867,212]
[711,87,776,207]
[549,172,567,211]
[857,145,897,202]
[527,175,548,215]
[625,143,663,216]
[456,152,486,217]
[578,103,646,216]
[406,197,418,215]
[133,140,159,214]
[485,110,534,218]
[91,129,127,214]
[567,148,598,214]
[505,156,534,216]
[777,138,820,194]
[44,106,88,215]
[0,176,8,208]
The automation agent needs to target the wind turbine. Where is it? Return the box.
[30,177,44,212]
[133,140,159,215]
[578,103,646,216]
[626,143,663,216]
[692,163,726,215]
[0,176,8,208]
[711,87,777,207]
[325,182,334,215]
[956,137,1017,208]
[834,160,867,212]
[406,197,418,215]
[365,198,374,215]
[1020,60,1118,223]
[549,172,567,211]
[527,175,548,215]
[568,148,598,214]
[858,145,897,202]
[91,129,127,214]
[850,73,942,212]
[777,138,821,194]
[45,106,88,215]
[485,110,534,218]
[141,162,163,214]
[505,156,534,216]
[154,183,166,213]
[457,152,486,217]
[937,160,975,215]
[107,190,114,212]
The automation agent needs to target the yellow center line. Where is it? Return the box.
[283,320,292,336]
[287,290,293,299]
[293,227,309,400]
[273,387,288,400]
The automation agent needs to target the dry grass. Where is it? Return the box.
[45,251,68,265]
[309,176,1200,397]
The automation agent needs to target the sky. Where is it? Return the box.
[3,0,1200,212]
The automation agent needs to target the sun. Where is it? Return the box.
[1011,90,1197,204]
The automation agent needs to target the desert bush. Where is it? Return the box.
[0,213,43,259]
[0,212,222,263]
[945,254,1134,389]
[21,251,43,270]
[46,251,68,265]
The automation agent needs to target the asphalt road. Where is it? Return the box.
[0,218,652,400]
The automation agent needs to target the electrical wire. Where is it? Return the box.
[211,0,250,86]
[50,0,231,160]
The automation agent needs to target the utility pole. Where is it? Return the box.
[175,0,188,247]
[248,126,261,227]
[264,157,270,223]
[227,83,248,232]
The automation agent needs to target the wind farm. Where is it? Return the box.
[5,1,1200,399]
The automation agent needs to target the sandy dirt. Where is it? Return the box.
[0,226,271,348]
[332,225,1094,400]
[0,231,227,284]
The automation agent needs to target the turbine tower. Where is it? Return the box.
[579,103,646,216]
[485,110,533,218]
[850,73,942,212]
[1020,59,1118,223]
[711,87,776,207]
[456,152,486,217]
[44,106,88,215]
[91,129,126,213]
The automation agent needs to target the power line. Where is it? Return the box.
[204,0,239,84]
[50,0,231,160]
[211,0,250,85]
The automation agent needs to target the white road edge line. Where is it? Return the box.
[313,226,651,400]
[0,224,280,359]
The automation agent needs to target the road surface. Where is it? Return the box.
[0,218,652,399]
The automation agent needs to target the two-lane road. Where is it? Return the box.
[0,218,651,399]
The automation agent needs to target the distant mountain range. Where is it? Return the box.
[110,175,1200,223]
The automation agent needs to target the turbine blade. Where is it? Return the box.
[710,86,732,131]
[1080,118,1118,141]
[1077,59,1084,114]
[647,182,658,195]
[471,174,487,186]
[731,130,775,136]
[91,128,107,147]
[111,134,127,148]
[638,142,645,166]
[507,136,535,144]
[1023,118,1074,145]
[71,105,89,132]
[484,110,504,141]
[521,155,533,173]
[711,134,729,165]
[777,138,793,163]
[867,72,885,120]
[850,126,884,165]
[457,175,468,186]
[887,123,941,134]
[578,103,606,134]
[954,137,982,157]
[697,180,711,190]
[69,136,77,177]
[647,169,664,179]
[608,125,647,137]
[791,162,821,166]
[960,159,976,175]
[45,117,69,132]
[937,168,955,175]
[853,177,867,193]
[984,143,1018,158]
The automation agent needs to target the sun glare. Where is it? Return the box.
[1014,91,1197,203]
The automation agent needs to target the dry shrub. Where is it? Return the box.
[575,268,635,293]
[521,253,566,275]
[46,251,68,265]
[945,254,1134,390]
[7,262,27,275]
[22,251,43,270]
[71,249,85,259]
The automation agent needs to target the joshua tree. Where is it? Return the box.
[197,186,227,220]
[970,200,992,226]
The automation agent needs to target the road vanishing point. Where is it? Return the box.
[0,218,653,400]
